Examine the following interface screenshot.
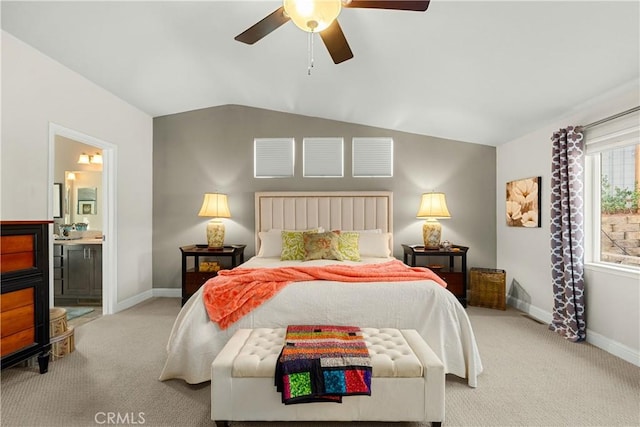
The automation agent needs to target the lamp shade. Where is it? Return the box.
[416,192,451,219]
[77,153,90,164]
[91,153,103,164]
[198,193,231,218]
[283,0,342,32]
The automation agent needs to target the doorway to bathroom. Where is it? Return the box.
[49,123,117,318]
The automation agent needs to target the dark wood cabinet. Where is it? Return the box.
[402,244,469,307]
[180,245,246,305]
[53,244,63,296]
[1,221,51,373]
[54,243,102,304]
[65,245,102,298]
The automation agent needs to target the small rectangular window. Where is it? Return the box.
[352,137,393,177]
[303,137,343,177]
[254,138,295,178]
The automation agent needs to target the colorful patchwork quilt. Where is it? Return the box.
[275,325,372,404]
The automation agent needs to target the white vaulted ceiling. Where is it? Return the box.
[2,0,639,146]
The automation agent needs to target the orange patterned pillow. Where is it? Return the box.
[303,231,344,261]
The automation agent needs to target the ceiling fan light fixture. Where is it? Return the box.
[283,0,342,33]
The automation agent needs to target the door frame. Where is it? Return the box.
[48,123,117,315]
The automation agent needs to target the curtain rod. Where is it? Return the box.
[581,105,640,131]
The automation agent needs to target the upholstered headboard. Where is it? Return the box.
[255,191,393,254]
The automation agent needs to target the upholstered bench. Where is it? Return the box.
[211,327,445,426]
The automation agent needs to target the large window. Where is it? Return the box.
[585,111,640,269]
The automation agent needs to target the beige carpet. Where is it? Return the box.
[1,297,638,426]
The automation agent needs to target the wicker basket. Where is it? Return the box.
[50,307,68,337]
[469,268,506,310]
[51,326,75,360]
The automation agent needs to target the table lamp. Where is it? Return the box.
[416,192,451,249]
[198,193,231,249]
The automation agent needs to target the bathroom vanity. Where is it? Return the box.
[54,238,102,305]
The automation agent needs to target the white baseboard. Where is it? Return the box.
[114,289,154,313]
[112,288,180,313]
[507,296,640,367]
[507,296,552,324]
[152,288,181,298]
[587,329,640,367]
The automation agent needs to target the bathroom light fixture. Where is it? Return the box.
[91,153,103,164]
[77,152,103,165]
[198,193,232,249]
[416,192,451,249]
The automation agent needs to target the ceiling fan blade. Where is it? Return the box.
[344,0,430,12]
[234,7,291,45]
[319,20,354,64]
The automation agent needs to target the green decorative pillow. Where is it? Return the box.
[336,231,360,261]
[303,231,344,261]
[281,229,320,260]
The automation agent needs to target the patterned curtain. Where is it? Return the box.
[549,126,586,342]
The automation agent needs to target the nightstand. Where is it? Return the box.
[179,244,246,305]
[401,244,469,307]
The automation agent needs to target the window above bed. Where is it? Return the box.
[352,137,393,177]
[253,137,393,178]
[303,137,344,177]
[254,138,295,178]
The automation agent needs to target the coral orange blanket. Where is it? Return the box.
[202,260,447,329]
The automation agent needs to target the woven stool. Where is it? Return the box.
[51,326,75,360]
[49,307,75,360]
[49,307,68,337]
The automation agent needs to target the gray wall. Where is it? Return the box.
[153,105,497,289]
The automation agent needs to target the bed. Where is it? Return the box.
[159,191,483,387]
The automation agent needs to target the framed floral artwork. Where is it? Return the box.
[506,176,541,227]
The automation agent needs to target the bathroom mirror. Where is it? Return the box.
[65,171,102,229]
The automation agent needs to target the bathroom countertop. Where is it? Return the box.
[54,237,103,245]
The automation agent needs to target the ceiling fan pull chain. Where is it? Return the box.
[308,31,315,75]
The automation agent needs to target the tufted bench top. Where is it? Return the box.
[232,327,423,378]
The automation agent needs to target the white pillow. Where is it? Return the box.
[256,228,324,257]
[358,232,391,258]
[256,231,282,257]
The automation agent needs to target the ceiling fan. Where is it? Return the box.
[234,0,431,65]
